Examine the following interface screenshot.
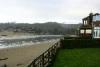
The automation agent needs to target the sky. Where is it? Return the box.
[0,0,100,24]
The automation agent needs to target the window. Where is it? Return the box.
[93,15,100,21]
[93,27,100,38]
[80,30,84,33]
[86,29,92,34]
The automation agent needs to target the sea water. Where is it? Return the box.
[0,35,62,49]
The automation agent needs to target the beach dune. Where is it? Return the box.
[0,39,59,67]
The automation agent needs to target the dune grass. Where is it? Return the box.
[52,48,100,67]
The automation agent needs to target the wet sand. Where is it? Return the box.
[0,39,59,67]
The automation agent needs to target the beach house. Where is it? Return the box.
[79,13,100,38]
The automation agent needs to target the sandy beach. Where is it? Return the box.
[0,39,59,67]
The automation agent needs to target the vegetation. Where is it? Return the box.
[0,22,81,35]
[52,48,100,67]
[61,39,100,48]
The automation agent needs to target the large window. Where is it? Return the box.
[93,15,100,21]
[86,29,92,34]
[80,30,84,33]
[93,27,100,38]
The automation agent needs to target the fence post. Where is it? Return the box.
[42,53,44,67]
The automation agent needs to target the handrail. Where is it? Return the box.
[27,41,61,67]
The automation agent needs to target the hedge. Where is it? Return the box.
[61,39,100,49]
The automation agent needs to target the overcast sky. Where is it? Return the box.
[0,0,100,24]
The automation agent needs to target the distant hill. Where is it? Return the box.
[61,24,81,29]
[0,22,81,35]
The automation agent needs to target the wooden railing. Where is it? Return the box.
[27,41,61,67]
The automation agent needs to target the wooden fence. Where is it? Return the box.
[27,41,61,67]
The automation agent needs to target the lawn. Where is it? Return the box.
[52,48,100,67]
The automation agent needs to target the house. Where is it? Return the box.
[79,13,100,38]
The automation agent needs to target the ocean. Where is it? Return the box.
[0,35,62,49]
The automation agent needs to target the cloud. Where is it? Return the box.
[0,0,100,24]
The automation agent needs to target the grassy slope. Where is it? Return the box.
[52,48,100,67]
